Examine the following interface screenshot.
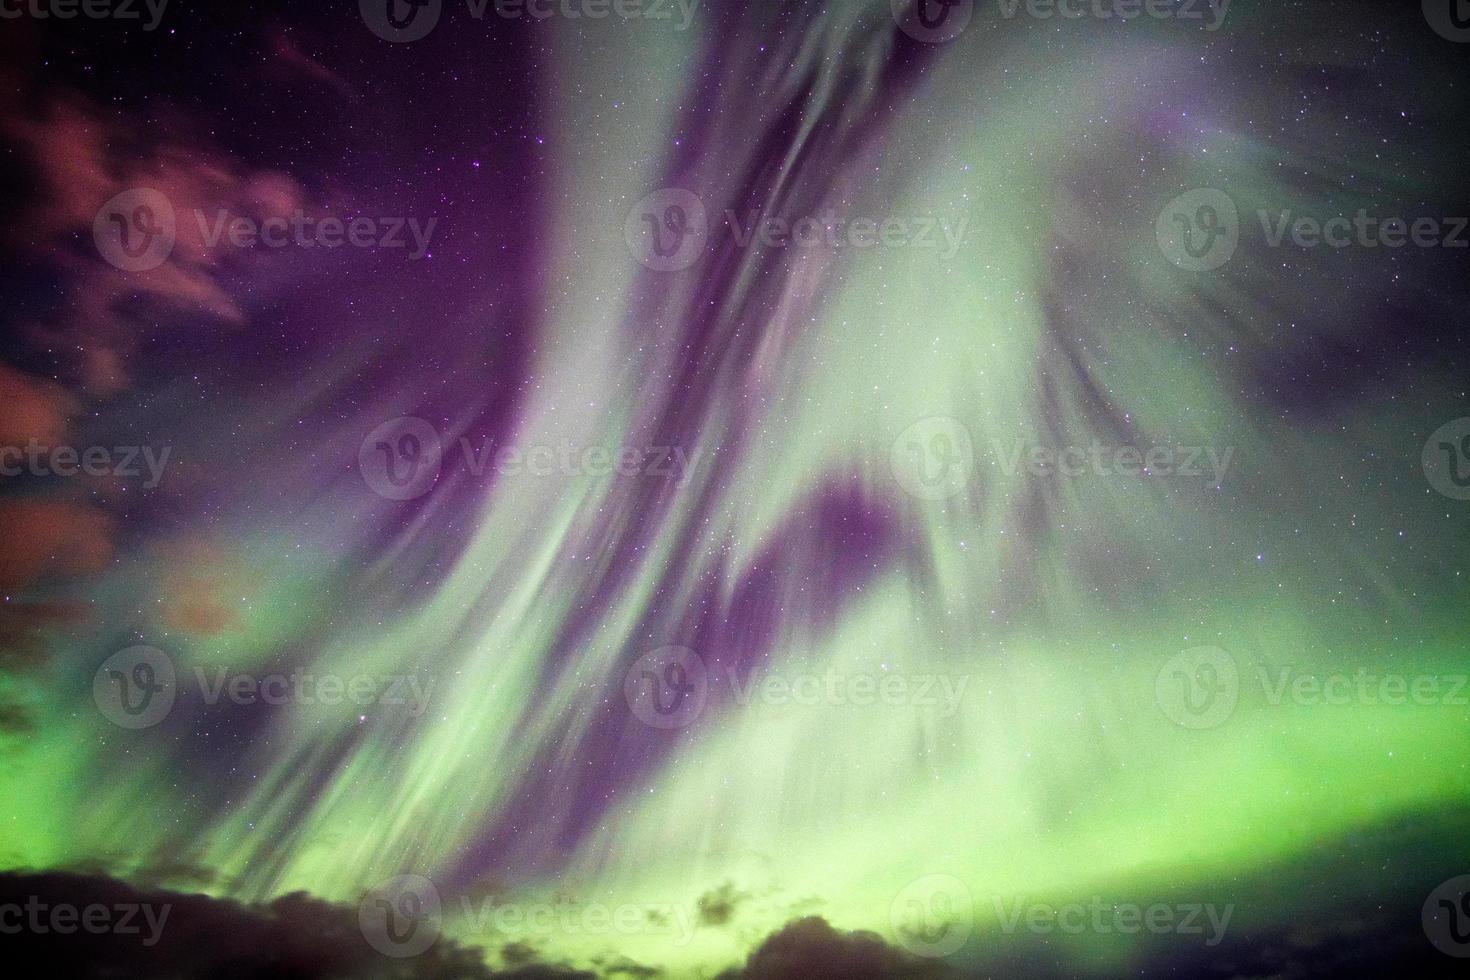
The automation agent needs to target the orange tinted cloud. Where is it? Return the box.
[0,499,115,593]
[154,539,248,636]
[0,364,73,448]
[5,97,307,394]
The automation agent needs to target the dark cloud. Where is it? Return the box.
[0,871,590,980]
[593,954,663,977]
[716,916,958,980]
[696,881,749,927]
[3,823,1469,980]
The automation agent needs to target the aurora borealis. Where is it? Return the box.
[2,0,1469,976]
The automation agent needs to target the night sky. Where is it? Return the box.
[1,1,1469,977]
